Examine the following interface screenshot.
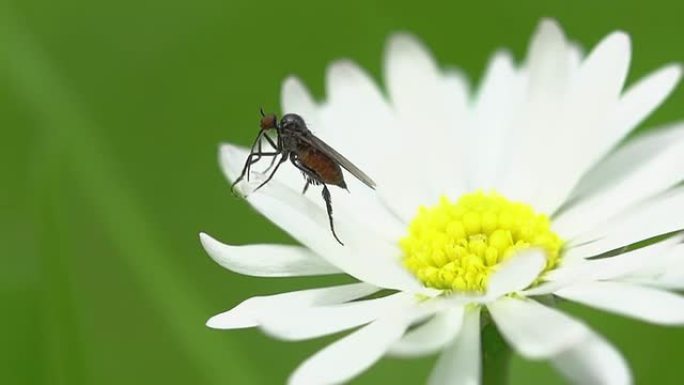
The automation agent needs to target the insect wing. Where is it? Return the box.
[302,133,377,189]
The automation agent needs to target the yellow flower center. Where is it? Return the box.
[400,191,563,293]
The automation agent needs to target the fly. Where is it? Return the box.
[231,110,377,245]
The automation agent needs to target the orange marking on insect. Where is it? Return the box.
[298,148,345,187]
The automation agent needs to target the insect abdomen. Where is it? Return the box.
[298,148,346,187]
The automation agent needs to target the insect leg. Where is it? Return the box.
[235,131,266,182]
[232,128,283,193]
[289,154,343,245]
[231,149,281,195]
[261,133,279,150]
[246,134,265,182]
[321,185,344,246]
[289,154,316,195]
[302,180,312,195]
[247,133,281,179]
[253,152,288,193]
[261,134,280,173]
[231,151,280,191]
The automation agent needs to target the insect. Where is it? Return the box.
[231,110,377,245]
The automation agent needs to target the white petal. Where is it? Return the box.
[260,293,413,341]
[486,249,546,299]
[220,144,421,292]
[525,238,681,296]
[504,32,630,213]
[625,243,684,289]
[389,306,465,358]
[608,63,682,148]
[488,297,590,359]
[206,283,378,329]
[519,31,632,214]
[500,19,573,205]
[385,33,448,202]
[567,42,584,71]
[427,308,481,385]
[441,69,471,197]
[525,19,570,97]
[385,33,440,117]
[571,122,684,201]
[565,188,684,259]
[321,59,424,223]
[559,64,681,210]
[288,309,415,385]
[466,50,523,191]
[551,331,632,385]
[556,281,684,325]
[281,76,320,130]
[567,29,632,150]
[200,232,341,277]
[550,238,678,283]
[554,126,684,239]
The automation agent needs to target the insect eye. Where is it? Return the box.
[260,113,277,130]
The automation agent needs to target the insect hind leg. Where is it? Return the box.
[321,185,343,246]
[289,154,343,245]
[302,179,312,195]
[301,173,322,195]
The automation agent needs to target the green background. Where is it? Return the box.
[3,0,684,384]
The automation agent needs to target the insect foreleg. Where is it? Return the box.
[233,131,265,188]
[259,130,286,173]
[253,153,288,192]
[231,138,282,194]
[248,133,281,175]
[232,150,280,187]
[261,133,279,151]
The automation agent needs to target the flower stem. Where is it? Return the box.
[481,322,512,385]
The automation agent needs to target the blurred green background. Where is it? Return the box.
[3,0,684,384]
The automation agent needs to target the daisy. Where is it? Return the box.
[201,19,684,385]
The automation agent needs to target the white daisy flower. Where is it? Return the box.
[201,18,684,385]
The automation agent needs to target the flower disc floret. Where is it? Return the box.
[400,192,563,292]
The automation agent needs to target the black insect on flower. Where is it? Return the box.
[232,110,377,245]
